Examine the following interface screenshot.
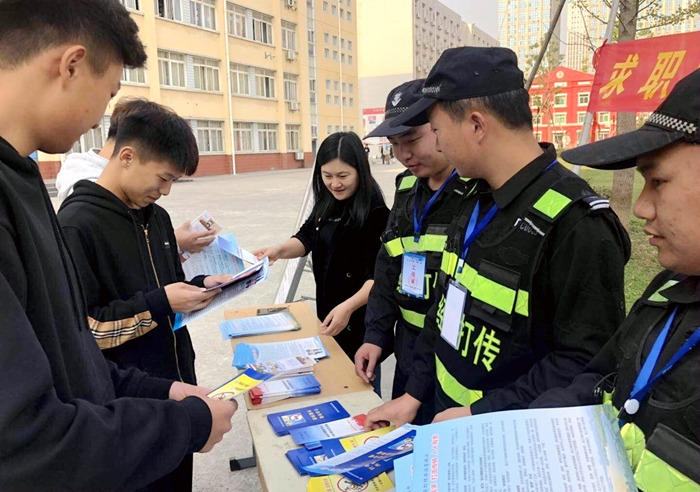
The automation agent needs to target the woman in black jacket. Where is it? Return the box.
[254,132,390,373]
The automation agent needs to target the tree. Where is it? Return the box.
[568,0,700,228]
[525,43,566,147]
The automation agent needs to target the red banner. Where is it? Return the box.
[588,31,700,112]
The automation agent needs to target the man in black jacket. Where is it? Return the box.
[531,69,700,492]
[58,108,231,492]
[366,47,630,428]
[0,1,236,491]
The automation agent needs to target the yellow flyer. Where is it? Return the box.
[206,368,272,400]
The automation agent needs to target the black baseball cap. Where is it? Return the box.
[390,47,524,128]
[364,79,425,139]
[562,68,700,170]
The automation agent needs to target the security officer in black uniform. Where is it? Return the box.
[366,47,631,428]
[531,69,700,492]
[355,80,476,422]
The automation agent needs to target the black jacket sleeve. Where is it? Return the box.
[0,231,211,492]
[359,205,390,281]
[293,214,317,255]
[470,210,630,414]
[61,224,172,350]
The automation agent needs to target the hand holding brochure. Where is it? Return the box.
[180,211,221,260]
[232,336,328,369]
[219,311,301,339]
[206,368,272,401]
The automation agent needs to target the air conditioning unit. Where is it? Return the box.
[285,50,297,61]
[294,151,305,160]
[288,101,299,111]
[285,0,297,8]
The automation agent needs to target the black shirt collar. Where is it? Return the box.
[491,143,557,209]
[660,275,700,304]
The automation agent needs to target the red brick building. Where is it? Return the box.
[530,66,616,150]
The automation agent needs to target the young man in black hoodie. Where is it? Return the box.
[0,1,236,491]
[58,108,231,492]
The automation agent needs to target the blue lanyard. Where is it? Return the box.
[412,170,458,241]
[457,201,499,273]
[455,157,557,274]
[621,307,700,424]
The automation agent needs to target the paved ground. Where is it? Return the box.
[51,159,403,492]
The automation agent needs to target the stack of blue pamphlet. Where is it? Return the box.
[249,374,321,405]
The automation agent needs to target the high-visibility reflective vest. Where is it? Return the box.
[380,171,478,332]
[433,165,610,411]
[601,272,700,492]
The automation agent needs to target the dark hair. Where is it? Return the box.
[107,97,175,139]
[311,132,381,227]
[112,109,199,176]
[436,88,533,130]
[0,0,146,73]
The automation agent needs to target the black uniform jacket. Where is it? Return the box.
[58,180,204,384]
[0,137,210,492]
[294,188,390,358]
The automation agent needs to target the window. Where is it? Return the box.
[309,79,317,103]
[120,0,140,10]
[554,93,566,106]
[332,35,338,46]
[553,113,567,125]
[531,94,543,107]
[193,56,220,92]
[227,4,273,45]
[341,53,345,63]
[326,94,331,104]
[325,79,331,90]
[349,83,354,94]
[324,48,330,58]
[577,112,587,124]
[324,32,329,43]
[158,50,186,87]
[230,63,250,95]
[598,112,611,124]
[349,97,354,107]
[334,95,339,105]
[283,73,298,101]
[347,11,352,21]
[578,92,590,105]
[552,131,565,148]
[341,38,345,49]
[323,1,328,11]
[286,125,301,150]
[326,124,332,135]
[348,40,353,51]
[195,120,224,153]
[71,125,105,154]
[190,0,216,29]
[340,8,344,19]
[534,131,542,142]
[533,113,542,125]
[156,0,182,20]
[331,4,337,15]
[342,96,346,106]
[334,80,339,90]
[122,66,146,84]
[233,122,253,152]
[282,21,297,52]
[348,55,353,65]
[254,68,276,98]
[258,123,278,151]
[342,82,346,92]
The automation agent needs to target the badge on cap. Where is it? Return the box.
[391,92,402,107]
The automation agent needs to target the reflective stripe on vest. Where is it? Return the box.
[384,234,447,257]
[399,306,425,329]
[618,419,700,492]
[533,189,572,220]
[435,355,483,406]
[439,251,530,317]
[647,279,680,303]
[398,175,417,191]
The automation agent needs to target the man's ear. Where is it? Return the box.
[58,45,89,84]
[468,111,488,144]
[118,146,136,168]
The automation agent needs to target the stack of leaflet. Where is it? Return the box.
[245,355,316,380]
[219,310,301,339]
[205,368,273,401]
[267,400,350,436]
[232,336,328,369]
[249,374,321,405]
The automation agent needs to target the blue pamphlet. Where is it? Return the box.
[285,447,328,476]
[267,400,350,436]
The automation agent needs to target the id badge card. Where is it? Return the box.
[401,252,426,298]
[440,279,468,349]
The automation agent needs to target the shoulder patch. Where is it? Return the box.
[581,194,610,210]
[397,174,417,191]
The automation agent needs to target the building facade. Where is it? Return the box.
[498,0,564,69]
[530,66,615,150]
[38,0,361,179]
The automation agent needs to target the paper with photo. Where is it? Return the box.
[232,336,328,369]
[180,211,222,260]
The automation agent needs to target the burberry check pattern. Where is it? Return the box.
[648,112,698,135]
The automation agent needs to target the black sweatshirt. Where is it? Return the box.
[58,180,204,384]
[0,137,211,492]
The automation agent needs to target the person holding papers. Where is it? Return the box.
[531,69,700,492]
[365,47,630,428]
[355,79,470,423]
[58,108,230,492]
[254,132,390,387]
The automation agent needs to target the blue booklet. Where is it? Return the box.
[267,400,350,436]
[250,374,321,405]
[285,447,328,476]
